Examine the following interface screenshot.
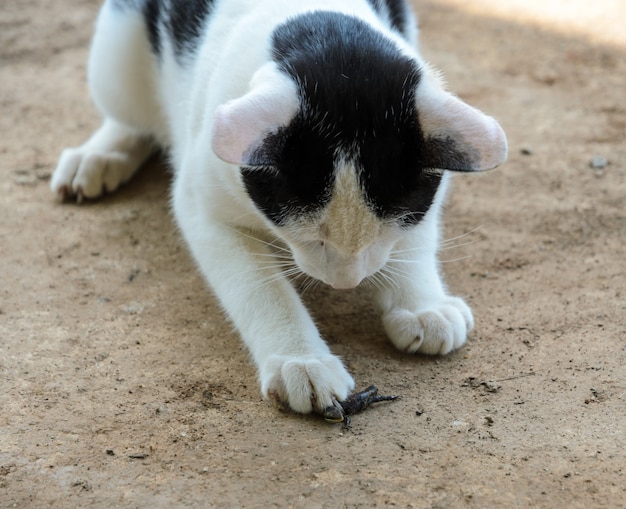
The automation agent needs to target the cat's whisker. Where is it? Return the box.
[247,266,305,295]
[229,210,261,224]
[439,255,472,264]
[384,268,411,282]
[364,273,383,291]
[299,275,321,295]
[386,257,422,264]
[374,272,395,290]
[224,228,315,290]
[374,267,402,289]
[251,251,295,261]
[389,246,429,256]
[388,227,480,258]
[439,239,477,251]
[226,226,292,256]
[231,262,297,279]
[439,225,483,246]
[282,223,323,241]
[391,209,426,224]
[379,272,400,290]
[380,264,412,284]
[251,260,297,269]
[363,274,382,291]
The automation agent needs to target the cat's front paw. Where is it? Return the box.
[382,297,474,355]
[260,354,355,414]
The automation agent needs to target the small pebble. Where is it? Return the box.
[14,173,38,186]
[589,156,608,169]
[483,381,502,393]
[452,420,470,432]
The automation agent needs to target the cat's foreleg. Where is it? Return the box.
[374,225,474,355]
[175,210,355,413]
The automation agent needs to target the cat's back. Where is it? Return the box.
[112,0,414,66]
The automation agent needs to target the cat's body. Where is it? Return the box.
[52,0,507,414]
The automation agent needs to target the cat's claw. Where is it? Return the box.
[260,353,355,414]
[382,296,474,355]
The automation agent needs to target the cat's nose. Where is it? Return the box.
[324,249,368,289]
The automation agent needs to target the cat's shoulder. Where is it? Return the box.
[108,0,417,57]
[108,0,217,60]
[365,0,417,42]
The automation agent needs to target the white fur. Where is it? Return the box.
[52,0,506,414]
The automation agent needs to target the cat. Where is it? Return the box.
[51,0,507,415]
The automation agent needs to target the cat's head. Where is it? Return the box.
[211,13,507,289]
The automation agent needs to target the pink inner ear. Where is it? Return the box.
[419,87,508,171]
[211,102,264,165]
[211,66,300,165]
[474,112,508,170]
[441,96,508,170]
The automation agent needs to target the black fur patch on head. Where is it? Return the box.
[242,126,335,225]
[141,0,214,61]
[242,12,444,227]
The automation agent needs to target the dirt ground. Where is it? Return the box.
[1,0,625,507]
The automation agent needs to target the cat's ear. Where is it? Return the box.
[211,64,299,165]
[416,80,507,171]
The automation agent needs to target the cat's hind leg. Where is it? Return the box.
[52,1,163,202]
[51,119,155,202]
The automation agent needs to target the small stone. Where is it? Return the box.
[482,381,502,393]
[14,173,37,186]
[452,420,470,432]
[589,156,608,169]
[35,168,51,180]
[520,147,533,156]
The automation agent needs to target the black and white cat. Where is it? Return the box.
[51,0,507,415]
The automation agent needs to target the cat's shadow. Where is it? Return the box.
[75,155,447,368]
[299,282,445,366]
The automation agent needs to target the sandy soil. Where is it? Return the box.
[1,1,625,507]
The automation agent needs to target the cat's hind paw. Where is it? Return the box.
[51,147,134,201]
[260,354,355,414]
[382,297,474,355]
[50,121,154,202]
